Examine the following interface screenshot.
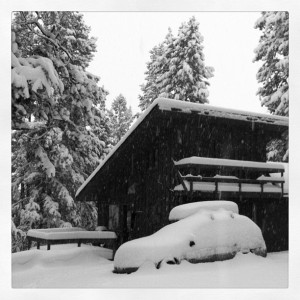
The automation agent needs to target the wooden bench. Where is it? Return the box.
[27,227,118,258]
[173,157,286,197]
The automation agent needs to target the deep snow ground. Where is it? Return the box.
[12,244,288,288]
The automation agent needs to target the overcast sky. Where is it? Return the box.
[83,12,266,114]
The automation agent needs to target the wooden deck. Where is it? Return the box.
[173,157,285,198]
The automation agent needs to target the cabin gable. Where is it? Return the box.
[76,98,288,250]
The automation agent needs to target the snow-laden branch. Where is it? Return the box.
[20,12,73,62]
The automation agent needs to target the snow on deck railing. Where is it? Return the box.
[174,181,283,193]
[76,98,288,197]
[174,156,285,171]
[173,158,288,195]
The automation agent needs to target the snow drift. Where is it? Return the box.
[114,209,267,274]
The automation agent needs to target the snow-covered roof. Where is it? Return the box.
[76,96,159,197]
[157,98,288,126]
[76,98,289,197]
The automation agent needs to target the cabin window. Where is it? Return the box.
[108,204,119,230]
[221,132,233,159]
[147,148,158,170]
[177,129,182,144]
[126,210,132,231]
[156,126,160,137]
[131,153,134,175]
[154,148,158,168]
[127,182,136,194]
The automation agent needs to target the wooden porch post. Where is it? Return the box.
[252,202,257,224]
[97,200,101,226]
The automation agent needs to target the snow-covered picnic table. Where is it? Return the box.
[27,227,117,255]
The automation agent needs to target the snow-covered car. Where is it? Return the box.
[113,201,267,274]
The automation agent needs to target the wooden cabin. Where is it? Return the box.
[76,98,289,252]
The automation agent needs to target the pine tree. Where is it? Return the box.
[138,28,174,111]
[160,16,214,102]
[11,12,111,251]
[138,44,164,111]
[109,94,133,144]
[253,12,289,162]
[139,17,214,110]
[253,12,289,116]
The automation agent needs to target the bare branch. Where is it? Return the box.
[22,131,49,141]
[12,197,29,208]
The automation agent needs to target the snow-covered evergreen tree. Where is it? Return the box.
[253,12,289,116]
[109,94,133,144]
[11,12,111,251]
[253,12,289,162]
[254,11,289,116]
[139,44,165,111]
[139,17,214,110]
[139,28,175,111]
[160,16,214,102]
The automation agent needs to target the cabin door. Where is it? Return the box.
[108,204,119,231]
[122,205,129,243]
[108,204,132,243]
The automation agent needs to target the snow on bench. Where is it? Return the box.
[169,201,239,221]
[27,227,117,253]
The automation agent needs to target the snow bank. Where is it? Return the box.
[169,201,239,221]
[12,248,288,288]
[12,244,113,273]
[114,209,266,273]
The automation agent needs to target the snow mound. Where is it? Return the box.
[114,209,266,273]
[169,201,239,221]
[95,226,108,231]
[12,245,113,272]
